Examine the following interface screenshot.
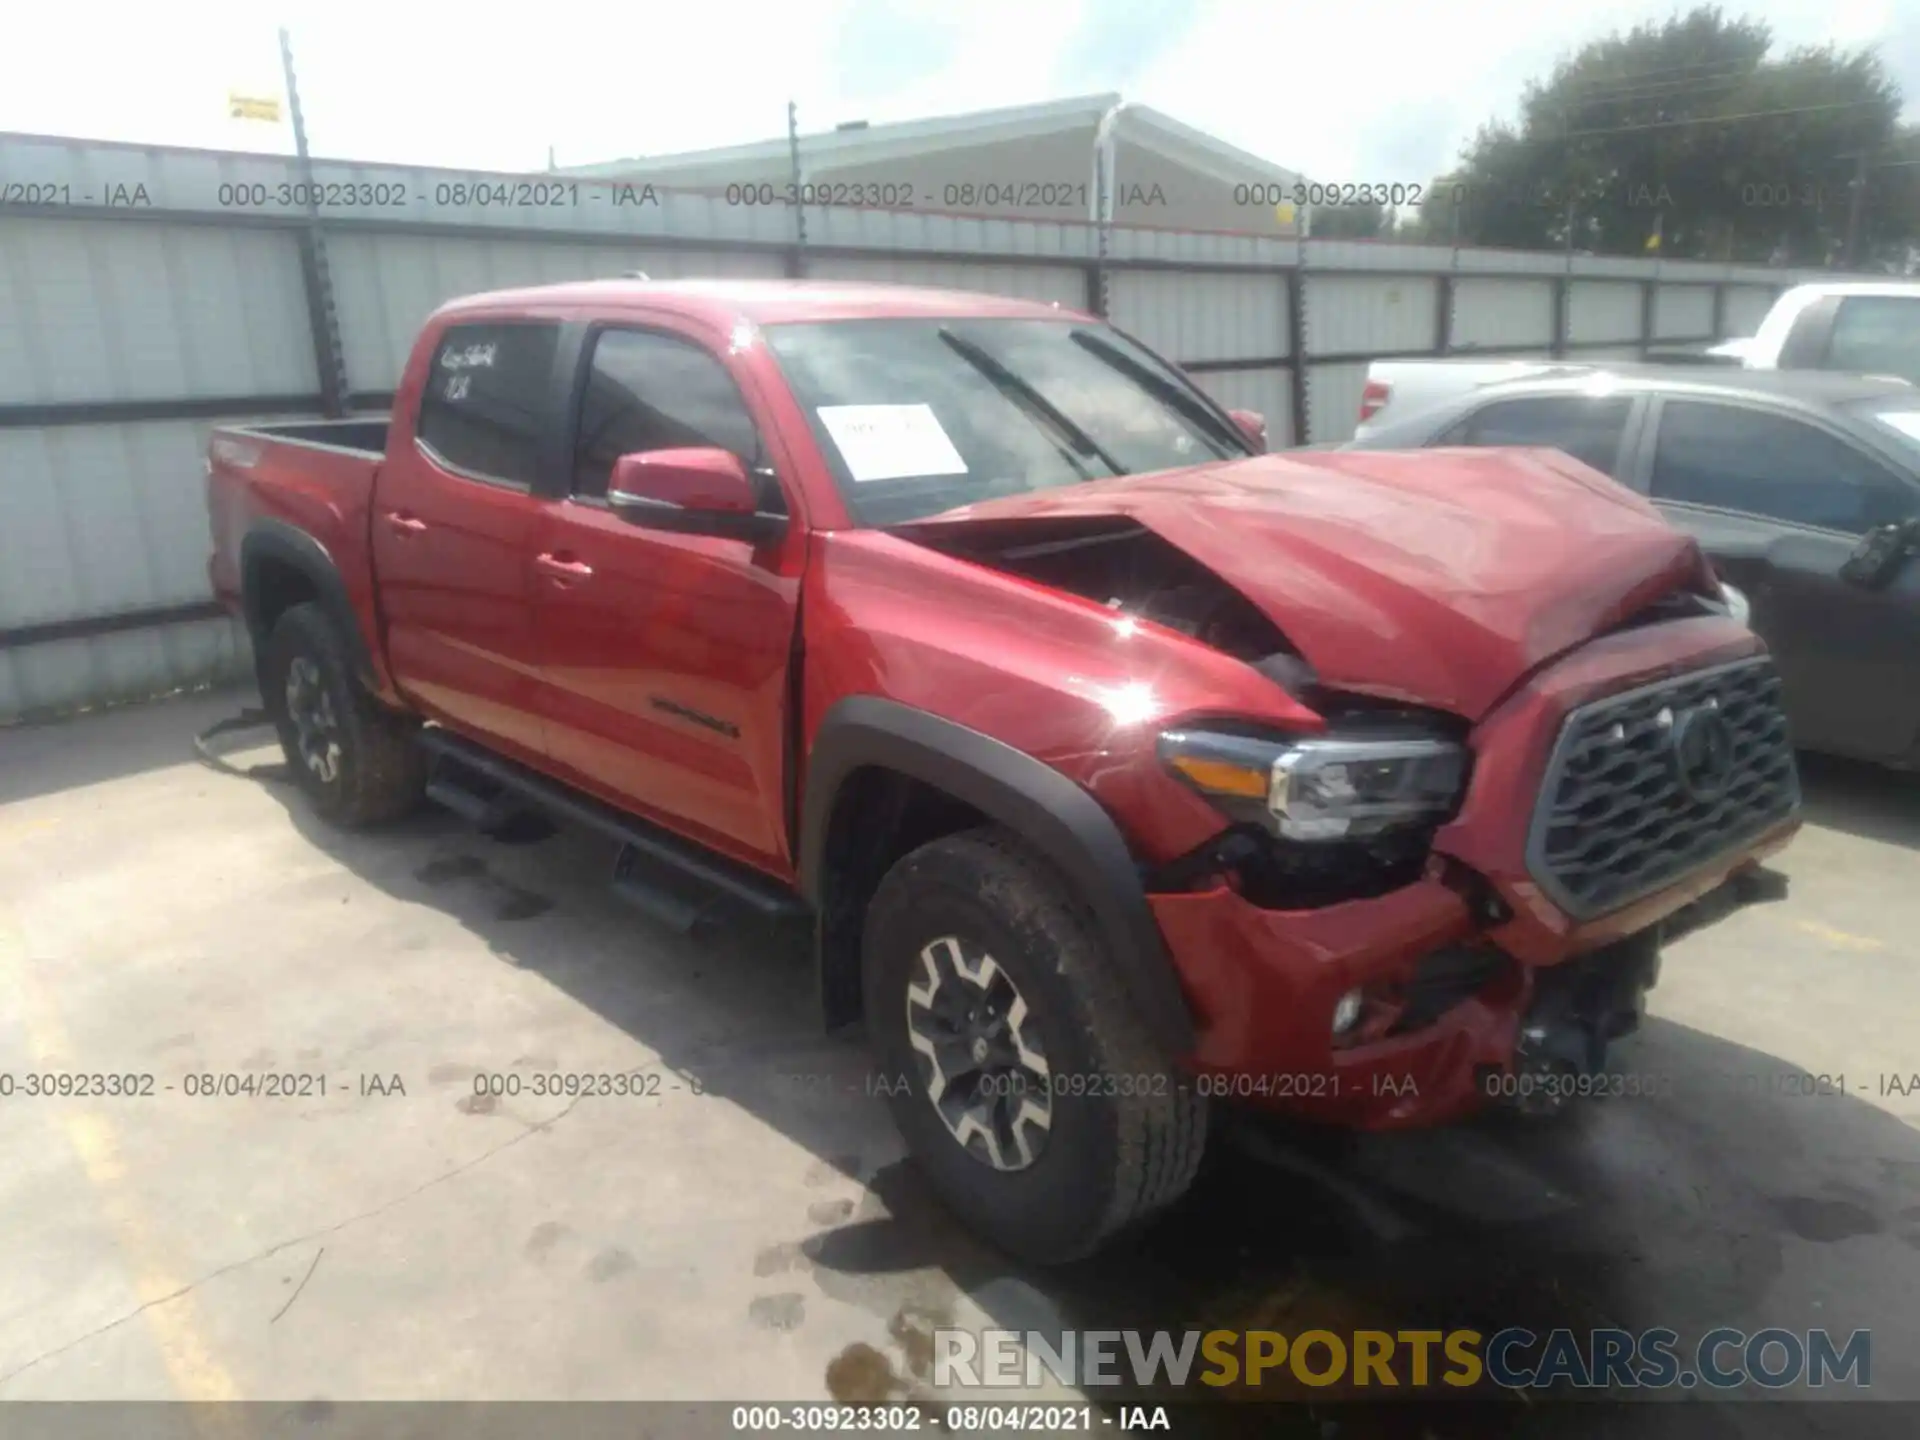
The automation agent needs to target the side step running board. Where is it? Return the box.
[417,728,809,930]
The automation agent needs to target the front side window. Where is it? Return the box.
[572,328,770,500]
[1826,297,1920,384]
[415,321,560,487]
[763,318,1252,525]
[1453,395,1633,475]
[1649,400,1915,534]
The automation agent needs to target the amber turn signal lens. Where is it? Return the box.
[1168,754,1269,799]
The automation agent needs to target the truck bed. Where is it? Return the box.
[205,415,395,649]
[224,416,392,457]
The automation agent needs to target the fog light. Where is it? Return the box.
[1331,988,1364,1037]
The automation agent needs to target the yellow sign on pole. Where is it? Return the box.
[228,93,282,123]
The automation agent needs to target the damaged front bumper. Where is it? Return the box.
[1152,854,1765,1128]
[1149,617,1801,1129]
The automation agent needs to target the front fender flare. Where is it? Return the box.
[800,695,1197,1057]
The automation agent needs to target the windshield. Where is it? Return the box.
[762,317,1253,525]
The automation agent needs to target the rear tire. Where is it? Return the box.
[261,602,427,827]
[862,827,1207,1264]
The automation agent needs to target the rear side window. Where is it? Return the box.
[1826,297,1920,384]
[416,321,561,487]
[1451,395,1633,475]
[572,328,768,500]
[1649,400,1915,534]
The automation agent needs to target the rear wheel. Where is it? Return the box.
[862,827,1206,1263]
[261,602,426,827]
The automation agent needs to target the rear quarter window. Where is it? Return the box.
[416,321,562,487]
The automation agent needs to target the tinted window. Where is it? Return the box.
[1827,297,1920,383]
[416,321,559,487]
[573,329,767,499]
[1455,395,1633,475]
[1649,401,1916,534]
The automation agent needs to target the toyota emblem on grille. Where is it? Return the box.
[1665,700,1735,803]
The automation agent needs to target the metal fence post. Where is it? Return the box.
[786,100,807,280]
[1286,264,1309,445]
[280,28,349,418]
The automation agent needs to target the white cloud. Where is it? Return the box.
[1131,0,1919,185]
[2,0,864,169]
[2,0,1915,180]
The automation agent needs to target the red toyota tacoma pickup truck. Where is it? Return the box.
[207,278,1801,1263]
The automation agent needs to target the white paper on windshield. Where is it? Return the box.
[817,404,968,482]
[1875,410,1920,443]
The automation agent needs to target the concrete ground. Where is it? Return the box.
[2,687,1918,1432]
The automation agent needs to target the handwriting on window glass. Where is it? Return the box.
[440,343,497,371]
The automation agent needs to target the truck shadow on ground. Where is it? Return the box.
[233,732,1919,1439]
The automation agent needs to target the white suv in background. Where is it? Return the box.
[1354,280,1920,440]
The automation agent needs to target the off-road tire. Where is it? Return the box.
[862,826,1207,1263]
[261,602,427,827]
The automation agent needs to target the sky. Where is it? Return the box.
[4,0,1918,185]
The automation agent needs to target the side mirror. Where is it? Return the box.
[1228,409,1268,452]
[607,448,787,545]
[1839,518,1920,591]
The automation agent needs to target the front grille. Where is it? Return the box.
[1527,656,1799,920]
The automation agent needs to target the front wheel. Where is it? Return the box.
[261,602,427,827]
[862,828,1207,1264]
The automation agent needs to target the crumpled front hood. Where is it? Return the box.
[900,448,1716,720]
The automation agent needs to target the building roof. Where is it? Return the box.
[439,277,1088,326]
[559,93,1302,188]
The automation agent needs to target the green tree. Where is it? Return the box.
[1308,199,1391,239]
[1408,6,1904,264]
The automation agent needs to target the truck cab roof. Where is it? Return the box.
[430,278,1090,328]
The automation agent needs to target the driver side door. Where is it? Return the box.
[529,321,803,873]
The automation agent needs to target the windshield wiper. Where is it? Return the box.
[937,327,1127,478]
[1067,328,1251,457]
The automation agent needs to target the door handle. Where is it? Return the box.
[385,511,428,536]
[535,552,594,581]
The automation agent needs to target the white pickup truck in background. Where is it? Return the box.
[1354,279,1920,438]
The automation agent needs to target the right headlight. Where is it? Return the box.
[1158,727,1469,841]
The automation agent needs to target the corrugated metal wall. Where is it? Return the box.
[0,209,325,722]
[0,131,1838,721]
[1105,270,1288,363]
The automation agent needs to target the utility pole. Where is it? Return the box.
[1843,150,1869,271]
[787,100,807,273]
[280,26,350,418]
